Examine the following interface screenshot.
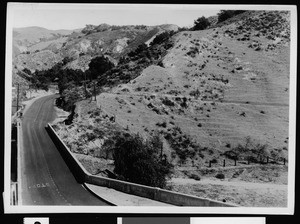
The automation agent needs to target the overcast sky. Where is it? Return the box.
[9,3,222,30]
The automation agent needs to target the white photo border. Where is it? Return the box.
[4,3,297,214]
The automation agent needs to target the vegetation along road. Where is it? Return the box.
[19,94,111,205]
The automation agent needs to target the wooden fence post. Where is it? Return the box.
[223,159,225,167]
[259,156,262,164]
[283,158,286,165]
[234,159,237,166]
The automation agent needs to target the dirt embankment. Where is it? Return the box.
[168,164,288,207]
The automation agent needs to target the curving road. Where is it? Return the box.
[19,94,110,205]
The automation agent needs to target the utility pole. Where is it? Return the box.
[16,84,20,111]
[93,81,96,101]
[84,72,87,98]
[160,138,163,160]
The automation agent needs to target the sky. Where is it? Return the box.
[9,3,222,30]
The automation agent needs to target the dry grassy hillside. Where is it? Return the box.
[14,50,63,72]
[13,24,178,78]
[13,26,74,56]
[52,10,290,207]
[95,11,289,161]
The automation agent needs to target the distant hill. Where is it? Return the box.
[13,26,77,57]
[12,23,179,77]
[13,26,75,44]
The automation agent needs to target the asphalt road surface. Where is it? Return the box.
[19,94,110,205]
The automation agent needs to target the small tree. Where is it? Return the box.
[88,56,114,80]
[193,16,211,30]
[58,74,68,94]
[22,68,32,76]
[150,32,172,46]
[217,10,246,23]
[113,132,173,188]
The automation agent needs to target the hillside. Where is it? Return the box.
[12,23,179,82]
[13,26,76,56]
[93,10,290,157]
[16,10,291,207]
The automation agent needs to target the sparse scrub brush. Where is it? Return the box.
[217,10,246,23]
[190,89,201,98]
[156,121,167,128]
[224,137,270,161]
[161,97,175,107]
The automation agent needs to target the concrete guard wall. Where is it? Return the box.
[47,123,237,207]
[47,123,89,183]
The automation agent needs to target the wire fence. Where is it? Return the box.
[207,152,287,168]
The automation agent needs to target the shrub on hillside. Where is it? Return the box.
[113,132,173,188]
[150,31,174,46]
[224,137,269,161]
[193,16,211,30]
[215,173,225,179]
[22,68,32,76]
[164,126,205,164]
[185,171,201,180]
[62,56,73,65]
[128,43,148,58]
[88,56,114,80]
[217,10,246,23]
[156,121,167,128]
[189,89,201,98]
[161,97,175,107]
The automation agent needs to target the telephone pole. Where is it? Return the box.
[84,72,87,98]
[93,81,97,102]
[16,84,20,111]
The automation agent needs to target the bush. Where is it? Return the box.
[150,31,174,46]
[156,121,167,128]
[113,132,173,188]
[193,16,211,30]
[161,97,175,107]
[190,89,201,98]
[88,56,114,80]
[186,172,201,181]
[215,173,225,179]
[224,137,269,161]
[217,10,246,23]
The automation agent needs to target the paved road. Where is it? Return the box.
[19,94,110,205]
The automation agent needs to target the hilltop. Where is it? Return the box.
[13,26,77,56]
[12,23,179,86]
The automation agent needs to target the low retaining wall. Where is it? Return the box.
[85,174,236,207]
[46,124,89,183]
[47,123,237,207]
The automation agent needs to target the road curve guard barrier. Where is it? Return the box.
[46,123,90,183]
[47,123,237,207]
